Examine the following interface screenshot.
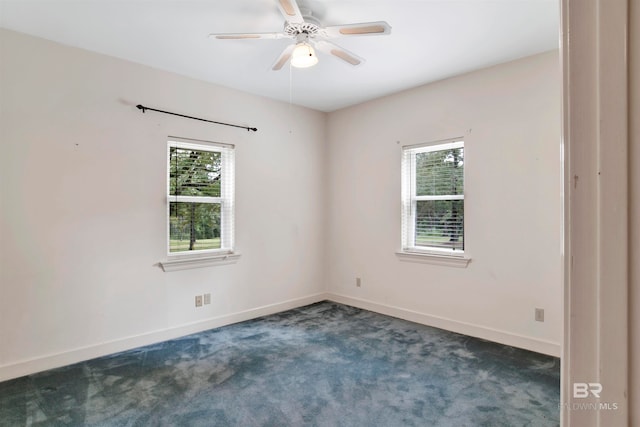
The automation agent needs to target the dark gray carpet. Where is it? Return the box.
[0,301,560,426]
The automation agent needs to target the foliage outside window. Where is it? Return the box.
[401,139,464,255]
[168,139,234,254]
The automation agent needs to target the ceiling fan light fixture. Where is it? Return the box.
[290,42,318,68]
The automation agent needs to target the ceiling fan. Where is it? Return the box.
[209,0,391,70]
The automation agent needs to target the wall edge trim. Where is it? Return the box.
[327,293,561,357]
[0,293,329,382]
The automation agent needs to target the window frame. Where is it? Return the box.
[166,137,235,258]
[400,138,468,262]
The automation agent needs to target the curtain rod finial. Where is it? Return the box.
[136,104,146,113]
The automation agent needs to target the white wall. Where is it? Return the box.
[0,29,327,380]
[325,51,562,356]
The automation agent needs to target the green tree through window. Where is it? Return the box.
[402,140,464,253]
[168,140,234,253]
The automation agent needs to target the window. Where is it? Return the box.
[401,139,464,256]
[167,138,234,255]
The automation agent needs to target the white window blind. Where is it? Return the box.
[402,139,464,254]
[167,138,234,254]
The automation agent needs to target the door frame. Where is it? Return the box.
[561,0,629,425]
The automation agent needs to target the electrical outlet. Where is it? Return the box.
[356,277,361,287]
[535,308,544,322]
[195,295,203,307]
[204,293,211,305]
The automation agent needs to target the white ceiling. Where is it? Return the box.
[0,0,559,112]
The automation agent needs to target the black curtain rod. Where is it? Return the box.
[136,104,257,132]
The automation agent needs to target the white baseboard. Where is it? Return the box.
[326,293,561,357]
[1,292,559,382]
[0,293,328,382]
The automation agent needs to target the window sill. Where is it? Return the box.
[159,252,241,272]
[395,251,471,268]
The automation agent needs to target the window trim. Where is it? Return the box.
[400,137,469,265]
[159,252,241,272]
[395,250,471,267]
[165,136,236,261]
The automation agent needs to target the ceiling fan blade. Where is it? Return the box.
[320,21,391,39]
[272,44,296,71]
[209,32,286,40]
[275,0,304,24]
[314,41,365,67]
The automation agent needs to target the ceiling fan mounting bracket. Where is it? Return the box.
[284,21,319,37]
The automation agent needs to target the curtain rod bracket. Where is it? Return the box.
[136,104,257,132]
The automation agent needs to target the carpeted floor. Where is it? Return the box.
[0,301,560,426]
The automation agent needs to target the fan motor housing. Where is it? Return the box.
[284,12,320,37]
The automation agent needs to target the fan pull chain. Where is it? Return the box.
[289,61,294,133]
